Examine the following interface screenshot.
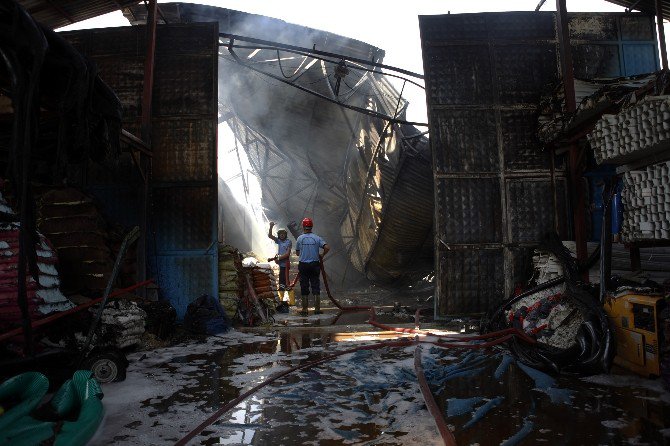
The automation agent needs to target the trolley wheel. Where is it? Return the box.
[83,351,127,383]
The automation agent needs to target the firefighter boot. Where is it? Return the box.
[299,294,309,316]
[314,294,322,314]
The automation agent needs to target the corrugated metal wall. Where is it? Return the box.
[420,12,658,317]
[64,23,219,318]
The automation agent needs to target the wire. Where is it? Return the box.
[276,50,306,79]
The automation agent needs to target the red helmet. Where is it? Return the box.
[301,217,313,228]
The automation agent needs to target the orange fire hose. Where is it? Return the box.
[174,261,540,445]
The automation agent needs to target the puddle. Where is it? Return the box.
[427,349,670,445]
[90,329,670,445]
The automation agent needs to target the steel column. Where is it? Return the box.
[656,0,668,70]
[138,0,157,289]
[629,245,642,271]
[557,0,588,280]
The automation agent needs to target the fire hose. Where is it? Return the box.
[175,261,539,445]
[174,332,532,446]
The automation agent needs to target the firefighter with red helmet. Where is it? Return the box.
[295,217,329,316]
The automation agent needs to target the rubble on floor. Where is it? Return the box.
[183,294,230,335]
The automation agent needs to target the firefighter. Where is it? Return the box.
[295,217,329,316]
[267,222,292,295]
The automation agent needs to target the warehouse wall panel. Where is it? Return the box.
[420,12,658,317]
[64,23,219,318]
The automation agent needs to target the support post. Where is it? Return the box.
[629,245,641,271]
[557,0,588,281]
[656,0,668,70]
[139,0,157,291]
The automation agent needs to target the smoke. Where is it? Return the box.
[206,5,422,288]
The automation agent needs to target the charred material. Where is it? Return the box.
[483,234,615,375]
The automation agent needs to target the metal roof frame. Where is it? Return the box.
[16,0,140,29]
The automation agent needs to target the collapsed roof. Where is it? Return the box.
[125,3,434,286]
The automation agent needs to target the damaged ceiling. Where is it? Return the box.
[15,0,140,29]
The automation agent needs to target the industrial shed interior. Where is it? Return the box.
[1,0,669,445]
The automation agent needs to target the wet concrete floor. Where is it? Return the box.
[91,306,670,445]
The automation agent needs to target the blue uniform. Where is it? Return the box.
[275,239,292,267]
[296,232,326,297]
[296,233,326,263]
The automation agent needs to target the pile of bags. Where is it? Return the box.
[92,300,146,349]
[249,264,278,301]
[218,245,243,320]
[35,187,115,294]
[0,186,74,331]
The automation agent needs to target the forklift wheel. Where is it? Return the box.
[83,351,127,383]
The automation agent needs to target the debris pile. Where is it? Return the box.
[509,290,581,350]
[622,161,670,241]
[0,188,73,330]
[484,235,614,375]
[217,244,243,320]
[139,299,176,341]
[216,247,278,325]
[588,97,670,164]
[183,294,229,335]
[36,188,115,294]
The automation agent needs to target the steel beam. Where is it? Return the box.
[557,0,588,280]
[219,32,420,79]
[629,245,642,271]
[556,0,576,112]
[656,0,668,70]
[138,0,157,288]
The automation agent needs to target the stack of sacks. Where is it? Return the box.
[588,96,670,164]
[251,263,278,301]
[0,190,74,330]
[218,245,243,320]
[90,300,147,349]
[622,161,670,241]
[36,188,114,294]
